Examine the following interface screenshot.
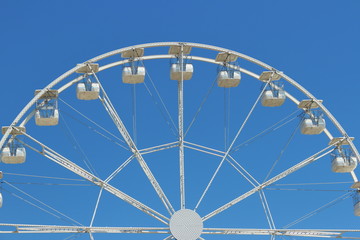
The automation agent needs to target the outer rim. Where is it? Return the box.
[1,41,359,180]
[1,42,360,239]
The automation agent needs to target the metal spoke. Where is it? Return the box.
[142,65,178,135]
[92,70,175,215]
[184,76,217,137]
[202,228,360,239]
[132,84,137,144]
[195,81,270,211]
[183,143,260,187]
[104,155,135,183]
[227,155,259,185]
[1,42,358,240]
[1,183,82,226]
[184,142,276,229]
[263,117,302,182]
[59,98,128,150]
[202,144,336,221]
[20,132,169,225]
[283,192,353,229]
[0,223,170,234]
[139,141,179,155]
[259,190,276,230]
[231,109,300,153]
[163,235,174,240]
[178,46,185,209]
[89,232,95,240]
[224,154,277,231]
[184,145,224,158]
[183,143,262,194]
[89,188,103,227]
[183,142,261,188]
[185,141,226,155]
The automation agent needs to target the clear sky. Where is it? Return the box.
[1,1,360,240]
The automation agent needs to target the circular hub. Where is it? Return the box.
[169,209,203,240]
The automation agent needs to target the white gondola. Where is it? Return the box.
[76,63,99,74]
[332,156,357,173]
[122,66,146,84]
[35,108,59,126]
[353,192,360,216]
[0,192,2,208]
[170,63,193,80]
[261,89,286,107]
[217,70,241,88]
[300,116,326,135]
[76,82,100,100]
[1,146,26,164]
[331,148,358,173]
[35,90,59,126]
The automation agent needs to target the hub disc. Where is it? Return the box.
[169,209,203,240]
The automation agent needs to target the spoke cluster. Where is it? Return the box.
[0,42,358,240]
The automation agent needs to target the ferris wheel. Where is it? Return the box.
[1,42,360,240]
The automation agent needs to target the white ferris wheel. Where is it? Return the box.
[0,42,360,240]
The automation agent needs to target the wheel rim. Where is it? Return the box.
[0,42,359,240]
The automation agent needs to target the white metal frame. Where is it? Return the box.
[1,42,359,239]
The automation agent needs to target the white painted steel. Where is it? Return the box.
[139,142,179,155]
[121,48,144,58]
[259,190,276,232]
[217,70,241,88]
[355,191,360,216]
[259,71,282,81]
[300,118,326,135]
[261,89,286,107]
[76,63,99,73]
[0,42,355,154]
[2,223,360,239]
[94,71,175,215]
[34,89,58,99]
[202,228,360,238]
[354,201,360,216]
[35,109,59,126]
[178,46,186,209]
[0,192,2,208]
[215,52,238,62]
[332,156,358,173]
[122,66,145,84]
[1,42,359,239]
[170,63,193,80]
[298,99,323,109]
[76,82,100,100]
[1,126,26,135]
[169,45,192,55]
[20,132,170,224]
[195,81,270,211]
[105,155,134,183]
[202,144,336,222]
[0,223,170,234]
[1,146,26,164]
[329,137,355,146]
[169,209,203,240]
[35,108,58,126]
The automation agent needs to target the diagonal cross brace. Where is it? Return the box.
[95,74,175,215]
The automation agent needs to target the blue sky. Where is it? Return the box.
[1,1,360,240]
